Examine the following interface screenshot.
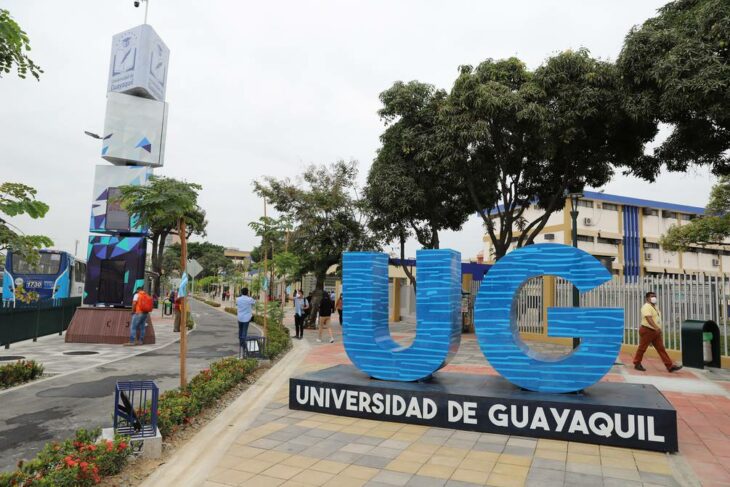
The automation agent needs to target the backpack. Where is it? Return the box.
[138,292,154,313]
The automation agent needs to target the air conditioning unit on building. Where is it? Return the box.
[583,218,593,226]
[644,252,653,261]
[544,233,555,241]
[712,259,720,267]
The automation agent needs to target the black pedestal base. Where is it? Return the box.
[289,365,677,452]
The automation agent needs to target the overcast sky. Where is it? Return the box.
[1,0,715,261]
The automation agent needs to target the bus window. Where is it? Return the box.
[12,253,61,275]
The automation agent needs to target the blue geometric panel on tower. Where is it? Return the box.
[342,249,462,382]
[135,137,152,153]
[474,244,624,393]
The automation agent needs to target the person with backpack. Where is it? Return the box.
[126,286,153,346]
[317,292,335,343]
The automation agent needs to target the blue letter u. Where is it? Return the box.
[342,249,462,381]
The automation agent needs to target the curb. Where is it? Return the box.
[140,339,309,487]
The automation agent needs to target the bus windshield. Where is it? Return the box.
[12,253,62,275]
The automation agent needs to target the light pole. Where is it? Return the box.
[568,192,584,350]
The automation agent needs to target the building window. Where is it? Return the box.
[643,242,660,249]
[679,214,692,221]
[642,208,659,216]
[577,200,594,208]
[663,211,677,219]
[597,237,620,245]
[601,203,618,211]
[577,235,594,243]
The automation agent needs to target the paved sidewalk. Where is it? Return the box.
[193,312,730,487]
[0,299,256,471]
[0,311,179,376]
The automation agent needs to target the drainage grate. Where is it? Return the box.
[0,356,26,361]
[63,351,100,356]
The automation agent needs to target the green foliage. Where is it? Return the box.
[117,176,207,295]
[163,242,233,278]
[0,182,53,266]
[156,357,257,436]
[365,81,471,252]
[0,359,43,388]
[0,9,42,80]
[195,275,219,292]
[0,428,131,486]
[618,0,730,176]
[254,161,379,287]
[661,176,730,251]
[442,50,654,259]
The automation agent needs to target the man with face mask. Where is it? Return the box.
[633,291,683,372]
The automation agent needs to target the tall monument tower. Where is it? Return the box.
[66,22,170,344]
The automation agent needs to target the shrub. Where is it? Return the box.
[0,428,131,486]
[0,360,44,389]
[156,357,257,437]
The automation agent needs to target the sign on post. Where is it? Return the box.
[186,259,203,278]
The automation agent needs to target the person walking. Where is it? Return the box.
[318,291,335,343]
[633,291,683,372]
[336,293,343,327]
[236,288,256,347]
[293,290,308,339]
[126,286,152,346]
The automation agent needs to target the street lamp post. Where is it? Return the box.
[569,192,584,350]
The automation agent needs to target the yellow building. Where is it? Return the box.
[482,191,719,278]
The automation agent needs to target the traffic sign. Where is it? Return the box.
[187,259,204,278]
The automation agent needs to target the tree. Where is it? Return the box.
[618,0,730,178]
[249,215,299,299]
[0,182,53,266]
[0,9,42,80]
[661,176,730,250]
[163,241,234,279]
[117,177,207,296]
[254,160,378,321]
[365,81,472,286]
[444,51,655,260]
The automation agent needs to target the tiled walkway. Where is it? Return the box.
[201,312,730,487]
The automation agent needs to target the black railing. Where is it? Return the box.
[0,297,82,348]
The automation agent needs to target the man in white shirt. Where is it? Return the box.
[236,288,256,345]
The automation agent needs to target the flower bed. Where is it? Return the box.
[0,428,131,486]
[157,356,258,436]
[0,360,44,389]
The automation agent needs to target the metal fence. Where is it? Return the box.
[465,274,730,356]
[0,297,81,348]
[554,274,730,355]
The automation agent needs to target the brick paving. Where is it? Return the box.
[202,312,730,486]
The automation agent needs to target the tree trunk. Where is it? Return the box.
[305,269,327,328]
[149,235,160,296]
[399,234,416,291]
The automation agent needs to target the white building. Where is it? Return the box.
[482,191,724,278]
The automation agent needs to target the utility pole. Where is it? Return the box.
[179,218,188,387]
[569,192,584,350]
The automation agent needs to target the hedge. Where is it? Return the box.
[0,360,44,389]
[0,428,131,486]
[157,356,257,436]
